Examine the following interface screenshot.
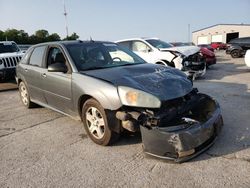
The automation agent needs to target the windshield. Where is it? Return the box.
[0,42,20,54]
[146,39,173,49]
[66,43,146,71]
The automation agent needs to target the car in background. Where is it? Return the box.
[16,40,223,162]
[211,42,227,50]
[116,38,206,79]
[0,41,24,81]
[197,44,214,52]
[172,43,216,67]
[200,47,216,67]
[245,50,250,67]
[226,37,250,58]
[18,44,32,52]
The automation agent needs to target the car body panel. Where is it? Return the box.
[82,63,193,101]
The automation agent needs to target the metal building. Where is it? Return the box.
[192,24,250,45]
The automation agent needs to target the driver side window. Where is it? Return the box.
[47,47,71,73]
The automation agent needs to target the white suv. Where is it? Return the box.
[0,41,24,81]
[116,38,206,79]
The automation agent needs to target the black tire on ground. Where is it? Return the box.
[82,99,119,146]
[231,50,240,58]
[18,81,36,108]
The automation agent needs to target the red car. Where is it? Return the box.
[211,42,227,50]
[200,47,216,66]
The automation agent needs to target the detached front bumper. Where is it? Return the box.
[140,104,223,163]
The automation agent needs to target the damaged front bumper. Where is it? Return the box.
[182,53,207,79]
[116,91,223,162]
[140,109,223,162]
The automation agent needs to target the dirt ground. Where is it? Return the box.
[0,51,249,188]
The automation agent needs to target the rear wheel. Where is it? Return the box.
[231,50,240,58]
[19,81,35,108]
[82,99,119,146]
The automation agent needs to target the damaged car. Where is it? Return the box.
[116,38,206,80]
[16,40,223,162]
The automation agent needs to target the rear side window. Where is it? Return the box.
[29,46,46,67]
[117,41,131,49]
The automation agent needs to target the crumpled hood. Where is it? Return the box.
[159,46,200,56]
[0,51,24,58]
[81,64,193,101]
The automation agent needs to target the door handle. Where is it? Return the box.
[24,68,28,72]
[41,73,47,78]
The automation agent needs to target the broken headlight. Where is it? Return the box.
[118,86,161,108]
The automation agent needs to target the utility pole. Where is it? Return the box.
[63,0,69,38]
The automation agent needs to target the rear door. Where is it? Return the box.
[131,40,155,63]
[24,45,47,104]
[41,45,73,114]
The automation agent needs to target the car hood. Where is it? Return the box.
[81,64,193,101]
[0,51,24,58]
[159,46,200,56]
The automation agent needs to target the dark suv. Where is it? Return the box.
[226,37,250,58]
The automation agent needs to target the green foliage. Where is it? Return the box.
[0,28,79,44]
[63,32,79,40]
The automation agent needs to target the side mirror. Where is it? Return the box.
[48,62,68,73]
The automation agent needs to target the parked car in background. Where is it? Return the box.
[16,40,223,162]
[197,44,214,52]
[171,43,216,67]
[18,44,32,52]
[211,42,227,50]
[245,50,250,67]
[171,42,195,47]
[226,37,250,58]
[0,41,24,81]
[116,38,206,79]
[200,47,216,67]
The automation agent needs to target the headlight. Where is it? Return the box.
[118,86,161,108]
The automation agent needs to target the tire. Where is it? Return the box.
[231,50,240,58]
[19,81,35,108]
[82,99,119,146]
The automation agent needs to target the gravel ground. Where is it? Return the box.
[0,51,249,188]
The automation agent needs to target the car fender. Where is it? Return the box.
[72,73,122,111]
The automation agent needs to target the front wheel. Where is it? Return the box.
[231,50,240,58]
[82,99,119,146]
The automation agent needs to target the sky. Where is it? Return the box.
[0,0,250,42]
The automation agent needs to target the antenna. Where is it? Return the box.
[63,0,69,38]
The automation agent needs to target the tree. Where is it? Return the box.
[47,33,61,42]
[0,30,4,41]
[35,29,49,39]
[63,32,79,40]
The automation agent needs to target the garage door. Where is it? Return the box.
[198,36,208,44]
[211,35,223,42]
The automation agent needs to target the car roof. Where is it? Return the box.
[116,37,160,43]
[31,40,116,48]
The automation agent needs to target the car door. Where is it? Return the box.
[24,45,47,104]
[131,41,155,63]
[40,46,73,114]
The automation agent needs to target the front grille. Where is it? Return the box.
[0,56,22,68]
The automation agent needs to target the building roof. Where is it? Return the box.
[192,24,250,33]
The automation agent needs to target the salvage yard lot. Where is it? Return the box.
[0,51,250,187]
